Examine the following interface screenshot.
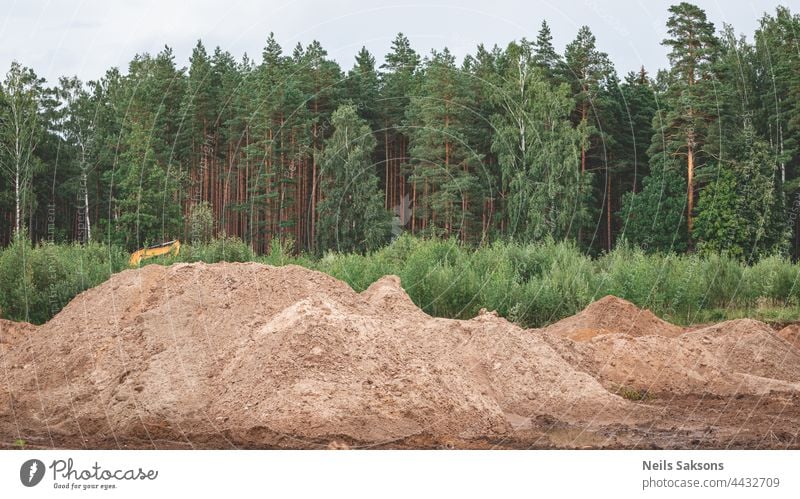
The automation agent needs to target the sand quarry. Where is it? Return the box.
[1,262,800,449]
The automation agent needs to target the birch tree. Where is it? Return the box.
[491,41,591,241]
[58,76,94,242]
[0,62,44,235]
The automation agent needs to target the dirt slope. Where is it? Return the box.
[0,264,629,448]
[0,319,37,346]
[1,263,799,449]
[778,324,800,351]
[543,295,683,341]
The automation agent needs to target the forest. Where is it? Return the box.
[0,2,797,259]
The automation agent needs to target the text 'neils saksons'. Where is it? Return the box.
[643,460,724,471]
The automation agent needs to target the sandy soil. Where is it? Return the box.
[1,262,798,449]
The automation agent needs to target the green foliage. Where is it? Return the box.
[0,62,47,235]
[316,104,392,253]
[188,201,215,244]
[3,235,800,328]
[174,235,254,264]
[745,255,800,306]
[5,5,800,262]
[114,121,183,250]
[617,386,651,401]
[694,168,744,257]
[492,40,591,242]
[261,237,303,267]
[0,232,126,324]
[695,125,790,259]
[5,4,800,328]
[0,232,33,321]
[405,48,482,240]
[619,155,689,253]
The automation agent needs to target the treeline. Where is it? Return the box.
[1,3,800,260]
[2,233,798,326]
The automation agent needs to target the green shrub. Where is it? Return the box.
[3,234,800,327]
[261,237,299,267]
[617,386,651,401]
[700,253,744,309]
[316,252,389,292]
[745,255,799,306]
[161,235,255,265]
[0,233,126,324]
[0,233,34,321]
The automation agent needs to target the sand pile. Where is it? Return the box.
[1,262,799,449]
[541,332,736,395]
[0,319,37,346]
[778,324,800,351]
[543,295,683,341]
[0,263,629,448]
[681,320,800,389]
[540,316,800,396]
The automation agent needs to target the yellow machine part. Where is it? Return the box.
[129,240,181,267]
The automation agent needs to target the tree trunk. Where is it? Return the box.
[687,141,694,237]
[311,127,318,253]
[412,181,417,234]
[14,165,20,235]
[384,127,389,209]
[606,171,612,252]
[581,102,587,175]
[83,172,91,242]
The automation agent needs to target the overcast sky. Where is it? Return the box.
[0,0,797,85]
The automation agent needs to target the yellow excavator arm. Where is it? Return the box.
[129,240,181,267]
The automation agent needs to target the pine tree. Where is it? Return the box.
[405,48,481,240]
[659,2,720,241]
[115,121,182,249]
[110,48,186,249]
[380,34,420,220]
[316,104,390,253]
[619,154,689,253]
[564,26,612,176]
[533,21,562,78]
[91,67,126,245]
[462,44,503,239]
[180,41,217,242]
[601,69,657,250]
[754,6,800,256]
[296,40,342,251]
[244,34,306,252]
[210,46,241,237]
[345,47,381,133]
[563,26,614,249]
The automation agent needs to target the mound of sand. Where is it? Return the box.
[0,263,630,448]
[540,317,800,396]
[682,320,800,385]
[1,263,799,449]
[778,324,800,351]
[542,332,736,395]
[0,319,37,346]
[543,295,683,341]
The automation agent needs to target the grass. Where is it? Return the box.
[616,387,652,402]
[679,306,800,327]
[2,233,800,328]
